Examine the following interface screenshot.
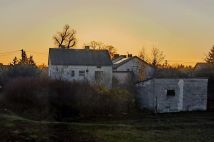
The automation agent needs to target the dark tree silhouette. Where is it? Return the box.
[151,47,165,67]
[138,47,149,62]
[10,49,36,66]
[20,49,28,64]
[53,24,76,48]
[88,41,104,49]
[138,47,165,67]
[5,50,39,80]
[205,45,214,64]
[86,41,117,58]
[12,57,18,65]
[105,45,117,58]
[28,55,36,65]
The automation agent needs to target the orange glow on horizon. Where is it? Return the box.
[0,0,213,66]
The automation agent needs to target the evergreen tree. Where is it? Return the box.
[28,55,35,65]
[20,49,28,64]
[205,45,214,64]
[10,50,36,66]
[12,57,18,65]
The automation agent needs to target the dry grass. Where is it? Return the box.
[0,111,214,142]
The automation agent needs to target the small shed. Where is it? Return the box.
[136,78,208,113]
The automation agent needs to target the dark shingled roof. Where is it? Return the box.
[49,48,112,66]
[113,56,154,69]
[194,63,214,70]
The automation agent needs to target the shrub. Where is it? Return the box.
[0,64,42,86]
[193,68,214,79]
[7,64,41,78]
[1,77,136,121]
[47,80,83,121]
[2,77,51,120]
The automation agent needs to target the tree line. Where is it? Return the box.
[2,24,214,69]
[53,24,214,67]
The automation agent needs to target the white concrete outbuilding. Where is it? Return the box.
[136,78,208,113]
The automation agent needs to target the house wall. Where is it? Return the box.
[136,79,208,113]
[48,65,112,88]
[136,80,155,110]
[154,79,185,113]
[114,58,154,81]
[182,79,207,111]
[112,71,132,85]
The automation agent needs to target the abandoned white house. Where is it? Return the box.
[112,55,155,84]
[136,78,208,113]
[48,48,113,88]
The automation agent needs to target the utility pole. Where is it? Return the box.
[20,49,24,57]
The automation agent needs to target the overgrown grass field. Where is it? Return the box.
[0,111,214,142]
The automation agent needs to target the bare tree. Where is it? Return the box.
[86,41,117,58]
[66,30,76,48]
[138,47,149,62]
[88,41,104,49]
[89,41,97,49]
[53,24,76,48]
[105,45,117,58]
[151,47,165,67]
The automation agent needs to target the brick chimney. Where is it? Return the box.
[85,46,90,50]
[113,54,120,58]
[128,54,132,58]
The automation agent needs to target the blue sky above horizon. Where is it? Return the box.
[0,0,214,65]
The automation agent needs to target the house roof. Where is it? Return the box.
[113,56,154,69]
[112,55,127,63]
[0,65,9,70]
[136,78,208,86]
[49,48,113,66]
[194,62,214,71]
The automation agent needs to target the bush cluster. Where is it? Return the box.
[0,77,134,121]
[0,64,41,85]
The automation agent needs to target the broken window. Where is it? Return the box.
[167,90,175,96]
[71,70,75,77]
[79,70,85,77]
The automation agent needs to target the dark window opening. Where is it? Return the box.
[167,90,175,96]
[0,84,3,92]
[71,70,75,77]
[79,70,85,77]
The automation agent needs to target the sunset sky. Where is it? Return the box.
[0,0,214,65]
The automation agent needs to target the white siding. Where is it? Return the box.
[112,72,132,85]
[48,65,112,88]
[114,57,154,81]
[136,79,208,113]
